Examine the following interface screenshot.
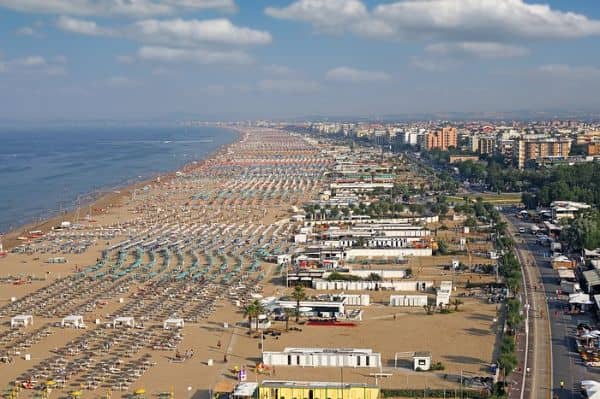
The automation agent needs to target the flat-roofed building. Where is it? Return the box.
[262,348,382,368]
[258,380,380,399]
[425,127,457,151]
[515,137,572,169]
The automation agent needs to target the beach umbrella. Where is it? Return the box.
[134,388,146,396]
[46,380,57,387]
[70,391,82,398]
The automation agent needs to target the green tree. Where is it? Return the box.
[292,284,306,322]
[243,301,260,332]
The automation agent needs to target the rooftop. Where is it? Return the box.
[260,380,377,389]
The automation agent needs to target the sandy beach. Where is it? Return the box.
[0,128,500,398]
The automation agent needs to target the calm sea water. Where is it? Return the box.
[0,125,237,232]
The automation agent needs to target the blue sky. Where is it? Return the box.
[1,0,600,121]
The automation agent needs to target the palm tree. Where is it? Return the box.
[251,299,265,331]
[291,284,306,322]
[243,301,259,332]
[283,308,294,331]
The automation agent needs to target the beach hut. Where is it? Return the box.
[413,352,431,371]
[163,318,185,330]
[11,315,33,328]
[113,316,135,328]
[61,315,85,328]
[263,348,382,368]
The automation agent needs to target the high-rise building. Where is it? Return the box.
[425,127,457,150]
[478,137,495,155]
[515,137,572,169]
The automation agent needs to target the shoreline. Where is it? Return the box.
[1,127,242,251]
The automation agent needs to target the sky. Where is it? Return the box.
[1,0,600,121]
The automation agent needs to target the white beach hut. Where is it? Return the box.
[413,352,431,371]
[113,316,135,328]
[61,315,85,328]
[11,315,33,328]
[163,318,185,330]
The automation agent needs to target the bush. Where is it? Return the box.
[430,361,445,371]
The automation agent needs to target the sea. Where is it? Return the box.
[0,125,238,233]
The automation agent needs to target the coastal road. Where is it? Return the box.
[505,213,600,398]
[505,214,552,399]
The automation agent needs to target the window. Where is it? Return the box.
[366,356,370,366]
[418,359,426,365]
[357,356,360,366]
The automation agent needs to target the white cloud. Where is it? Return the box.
[55,16,270,65]
[55,17,271,48]
[266,0,600,42]
[57,15,113,36]
[409,41,528,72]
[0,0,236,17]
[131,18,271,46]
[425,42,529,59]
[373,0,600,41]
[16,26,35,36]
[137,46,252,64]
[258,79,320,94]
[0,55,67,76]
[326,66,390,82]
[16,55,47,67]
[266,0,369,34]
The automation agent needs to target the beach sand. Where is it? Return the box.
[0,128,499,398]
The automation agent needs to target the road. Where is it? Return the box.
[505,213,600,398]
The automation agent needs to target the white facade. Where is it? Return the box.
[263,348,381,368]
[413,353,431,371]
[345,247,432,259]
[436,281,453,306]
[389,295,428,307]
[313,279,433,292]
[340,294,370,306]
[163,318,185,329]
[61,315,85,328]
[11,315,33,328]
[294,234,307,244]
[113,316,135,328]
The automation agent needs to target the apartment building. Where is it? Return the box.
[425,127,457,150]
[478,136,495,155]
[515,137,572,169]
